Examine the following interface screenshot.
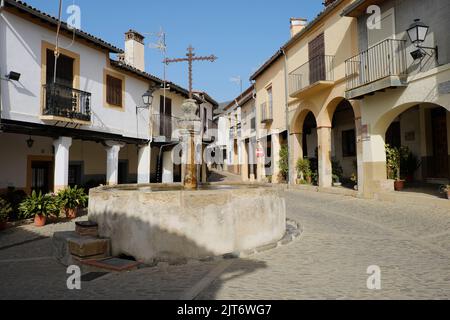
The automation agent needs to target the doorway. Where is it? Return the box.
[431,108,449,178]
[27,156,54,194]
[308,33,325,84]
[160,96,172,140]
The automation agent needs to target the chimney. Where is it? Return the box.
[290,18,307,38]
[124,30,145,71]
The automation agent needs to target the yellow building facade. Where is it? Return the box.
[249,0,450,199]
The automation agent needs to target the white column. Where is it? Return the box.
[241,140,249,182]
[105,141,124,185]
[355,118,364,193]
[317,127,332,188]
[272,133,281,183]
[249,139,256,181]
[53,136,72,192]
[162,150,174,183]
[289,133,302,184]
[137,144,151,184]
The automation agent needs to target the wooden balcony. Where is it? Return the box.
[41,83,91,125]
[345,39,408,100]
[152,114,180,142]
[289,55,335,99]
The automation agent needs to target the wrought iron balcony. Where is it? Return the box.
[345,39,407,99]
[289,55,334,97]
[151,114,180,141]
[42,83,91,122]
[260,102,273,124]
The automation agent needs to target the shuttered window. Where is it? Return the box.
[106,75,123,107]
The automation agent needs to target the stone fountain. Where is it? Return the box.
[88,99,286,264]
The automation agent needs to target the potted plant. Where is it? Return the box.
[57,186,88,219]
[296,158,312,184]
[386,145,404,191]
[440,185,450,200]
[401,148,421,182]
[277,145,289,183]
[19,191,59,227]
[0,198,13,231]
[332,158,343,187]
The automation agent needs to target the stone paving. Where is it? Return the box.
[0,190,449,300]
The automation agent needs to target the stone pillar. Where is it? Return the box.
[272,133,281,183]
[241,140,249,181]
[105,141,124,185]
[317,127,332,188]
[53,136,72,192]
[289,133,302,184]
[162,150,174,183]
[201,162,208,183]
[256,140,266,182]
[361,132,393,198]
[249,139,256,181]
[137,144,151,184]
[355,118,364,193]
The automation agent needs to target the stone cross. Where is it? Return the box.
[163,45,217,99]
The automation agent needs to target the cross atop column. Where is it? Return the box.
[163,45,217,99]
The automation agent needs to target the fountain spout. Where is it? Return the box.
[178,99,201,190]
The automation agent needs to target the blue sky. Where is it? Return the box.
[25,0,324,102]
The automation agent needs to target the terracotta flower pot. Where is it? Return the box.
[394,180,405,191]
[65,208,78,219]
[34,214,46,227]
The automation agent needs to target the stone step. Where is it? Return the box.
[80,257,140,272]
[75,221,99,237]
[53,231,110,266]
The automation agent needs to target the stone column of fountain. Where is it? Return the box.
[178,99,201,190]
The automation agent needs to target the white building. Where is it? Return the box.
[0,0,217,194]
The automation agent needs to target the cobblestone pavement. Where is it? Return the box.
[0,190,449,300]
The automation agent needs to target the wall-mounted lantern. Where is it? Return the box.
[407,19,438,61]
[26,136,34,148]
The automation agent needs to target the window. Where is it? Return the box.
[46,49,74,87]
[267,86,273,118]
[342,129,356,157]
[106,74,123,107]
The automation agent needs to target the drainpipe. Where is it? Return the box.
[281,48,291,184]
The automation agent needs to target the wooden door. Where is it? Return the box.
[431,108,449,178]
[31,161,52,194]
[159,96,172,139]
[308,33,325,84]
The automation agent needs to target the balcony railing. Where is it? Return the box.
[260,102,273,123]
[152,114,180,141]
[42,83,91,122]
[345,39,407,91]
[289,55,334,96]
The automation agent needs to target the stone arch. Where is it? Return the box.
[372,101,450,184]
[290,100,319,134]
[321,96,361,128]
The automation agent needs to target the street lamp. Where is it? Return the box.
[136,86,158,114]
[142,88,154,107]
[407,19,429,45]
[406,19,438,61]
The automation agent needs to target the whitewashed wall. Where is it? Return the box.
[0,11,150,140]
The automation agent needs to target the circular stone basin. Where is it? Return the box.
[88,183,286,264]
